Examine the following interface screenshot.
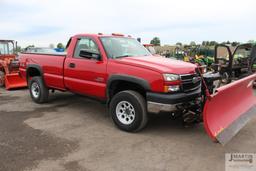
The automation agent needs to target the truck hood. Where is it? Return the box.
[114,56,197,74]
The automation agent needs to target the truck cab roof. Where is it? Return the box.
[73,33,131,39]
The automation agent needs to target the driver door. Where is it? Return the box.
[64,37,107,99]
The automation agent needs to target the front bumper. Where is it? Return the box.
[147,88,201,113]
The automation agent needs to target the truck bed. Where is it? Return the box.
[19,52,66,90]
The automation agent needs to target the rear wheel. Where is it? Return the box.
[109,90,148,132]
[0,71,5,87]
[29,76,49,103]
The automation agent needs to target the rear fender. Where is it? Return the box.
[26,64,43,82]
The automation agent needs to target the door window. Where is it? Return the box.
[74,38,99,58]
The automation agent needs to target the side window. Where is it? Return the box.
[74,38,99,58]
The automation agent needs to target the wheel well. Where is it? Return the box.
[27,67,41,79]
[108,81,146,101]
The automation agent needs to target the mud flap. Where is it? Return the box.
[5,73,27,90]
[203,74,256,145]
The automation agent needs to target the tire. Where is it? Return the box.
[0,71,5,87]
[109,90,148,132]
[29,76,49,103]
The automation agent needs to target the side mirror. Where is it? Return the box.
[79,49,101,60]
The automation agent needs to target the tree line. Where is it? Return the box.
[150,37,255,47]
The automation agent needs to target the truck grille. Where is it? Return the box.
[180,74,201,92]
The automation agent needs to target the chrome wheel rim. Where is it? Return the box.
[116,101,135,125]
[31,82,40,98]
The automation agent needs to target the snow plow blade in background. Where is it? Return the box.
[5,73,27,90]
[203,74,256,145]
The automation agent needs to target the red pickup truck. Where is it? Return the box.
[19,33,256,144]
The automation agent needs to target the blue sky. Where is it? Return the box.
[1,0,256,47]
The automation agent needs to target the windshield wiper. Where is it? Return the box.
[114,54,149,59]
[114,55,131,59]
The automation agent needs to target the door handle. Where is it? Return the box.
[69,63,75,68]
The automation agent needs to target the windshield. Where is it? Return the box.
[100,37,151,59]
[0,41,14,55]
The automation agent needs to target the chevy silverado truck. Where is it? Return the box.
[19,33,256,144]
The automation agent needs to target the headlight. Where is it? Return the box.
[163,74,181,93]
[163,74,180,82]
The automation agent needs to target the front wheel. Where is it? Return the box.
[29,76,49,103]
[109,90,148,132]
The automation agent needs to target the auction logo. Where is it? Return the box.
[226,153,256,171]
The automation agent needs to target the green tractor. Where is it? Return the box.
[193,46,215,68]
[182,45,215,72]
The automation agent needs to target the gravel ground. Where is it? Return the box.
[0,88,256,171]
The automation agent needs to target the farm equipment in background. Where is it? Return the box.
[183,46,197,62]
[195,46,215,67]
[183,45,215,71]
[0,40,27,90]
[172,46,186,60]
[215,43,256,84]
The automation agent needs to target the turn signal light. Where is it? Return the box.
[164,85,180,93]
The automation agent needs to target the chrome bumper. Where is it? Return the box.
[147,101,178,114]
